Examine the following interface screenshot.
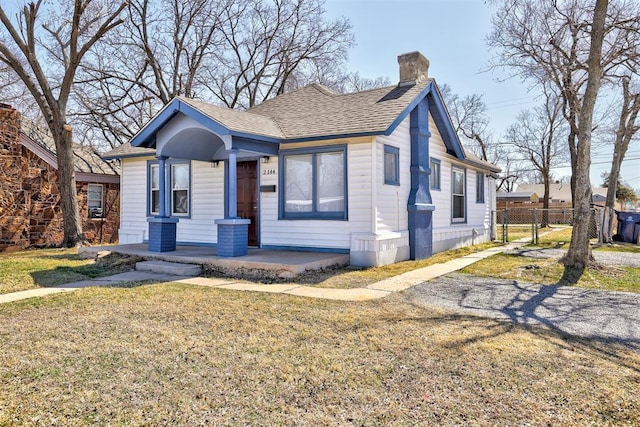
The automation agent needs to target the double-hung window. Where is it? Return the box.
[476,172,485,203]
[280,146,347,220]
[148,160,191,217]
[87,184,104,218]
[452,166,466,222]
[171,163,190,215]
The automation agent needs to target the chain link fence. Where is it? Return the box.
[496,206,604,244]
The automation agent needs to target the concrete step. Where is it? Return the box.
[136,260,202,276]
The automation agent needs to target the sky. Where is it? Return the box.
[324,0,640,191]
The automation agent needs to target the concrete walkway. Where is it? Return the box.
[0,243,518,305]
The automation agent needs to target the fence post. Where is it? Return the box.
[502,209,507,243]
[532,208,538,245]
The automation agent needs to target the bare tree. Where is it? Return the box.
[0,0,127,246]
[440,84,495,161]
[76,0,355,147]
[504,86,568,226]
[488,0,638,278]
[603,75,640,241]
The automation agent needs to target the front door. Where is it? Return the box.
[236,160,258,246]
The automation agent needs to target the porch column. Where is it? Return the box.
[148,155,178,252]
[215,148,250,257]
[408,97,435,260]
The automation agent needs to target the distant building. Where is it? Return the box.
[0,104,120,252]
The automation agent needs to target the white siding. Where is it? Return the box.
[428,115,494,252]
[119,157,152,243]
[260,141,372,250]
[375,116,411,233]
[174,160,224,244]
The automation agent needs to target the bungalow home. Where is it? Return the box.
[0,104,120,251]
[104,52,500,267]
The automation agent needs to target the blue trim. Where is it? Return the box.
[131,98,283,148]
[383,145,400,186]
[427,90,465,159]
[223,160,229,218]
[430,157,441,190]
[407,96,434,260]
[232,136,280,155]
[261,245,349,254]
[384,82,434,136]
[147,159,192,219]
[278,145,348,220]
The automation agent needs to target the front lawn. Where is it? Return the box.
[0,285,638,425]
[0,249,140,294]
[462,253,640,293]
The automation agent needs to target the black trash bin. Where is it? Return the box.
[616,211,640,243]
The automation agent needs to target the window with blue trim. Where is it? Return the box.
[430,158,441,190]
[384,145,399,186]
[281,146,347,220]
[476,172,485,203]
[148,160,191,217]
[452,166,466,222]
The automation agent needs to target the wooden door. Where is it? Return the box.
[236,161,258,246]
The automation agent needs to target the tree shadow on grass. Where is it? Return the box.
[29,254,143,288]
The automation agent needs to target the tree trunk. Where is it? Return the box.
[542,174,550,228]
[54,124,84,247]
[562,0,608,282]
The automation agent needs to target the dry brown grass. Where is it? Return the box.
[207,241,501,289]
[1,284,638,425]
[0,249,141,294]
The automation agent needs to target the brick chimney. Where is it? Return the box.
[0,104,21,154]
[397,51,429,86]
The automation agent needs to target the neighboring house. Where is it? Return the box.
[514,183,610,207]
[104,52,500,267]
[0,104,120,252]
[496,191,539,204]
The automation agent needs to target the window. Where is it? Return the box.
[87,184,104,218]
[171,163,190,216]
[476,172,485,203]
[281,146,347,220]
[384,145,399,185]
[149,164,160,215]
[452,167,466,222]
[430,158,441,190]
[148,160,191,217]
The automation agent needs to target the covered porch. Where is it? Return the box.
[79,244,350,279]
[129,97,282,257]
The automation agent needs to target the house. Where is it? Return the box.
[514,183,610,207]
[0,104,120,251]
[496,191,539,204]
[103,52,500,267]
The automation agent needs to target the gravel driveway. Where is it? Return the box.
[402,249,640,350]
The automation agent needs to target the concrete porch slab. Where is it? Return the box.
[79,244,350,278]
[136,260,202,276]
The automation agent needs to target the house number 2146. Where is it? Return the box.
[263,169,276,175]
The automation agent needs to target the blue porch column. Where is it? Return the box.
[408,97,435,260]
[148,156,179,252]
[215,148,250,257]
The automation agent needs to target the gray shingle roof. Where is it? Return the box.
[178,97,284,139]
[101,142,155,160]
[247,80,432,139]
[21,120,119,175]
